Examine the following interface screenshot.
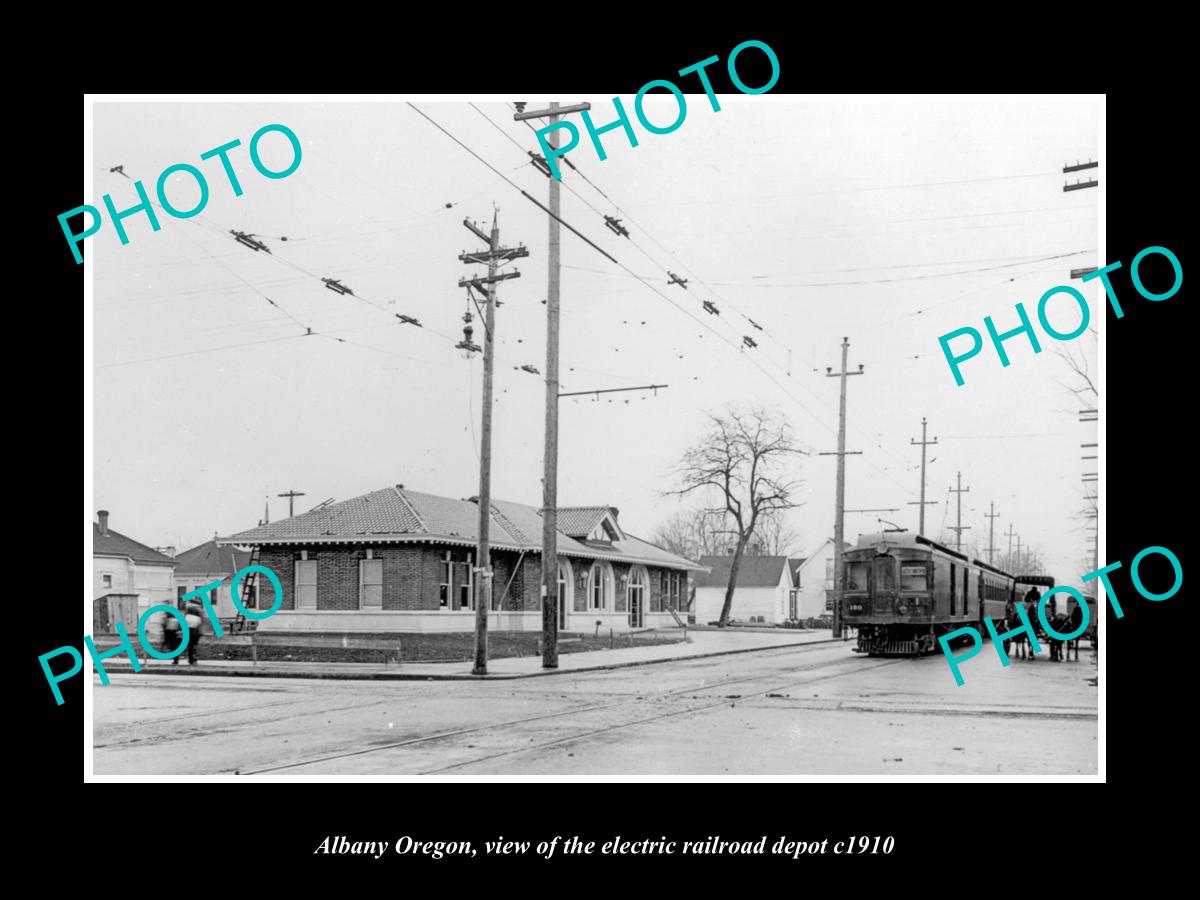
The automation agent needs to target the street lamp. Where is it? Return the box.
[456,311,481,359]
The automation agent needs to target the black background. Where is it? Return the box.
[27,19,1187,882]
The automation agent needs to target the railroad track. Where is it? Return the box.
[94,641,847,751]
[238,652,904,775]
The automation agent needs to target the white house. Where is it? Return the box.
[788,538,843,620]
[694,555,795,625]
[92,510,176,628]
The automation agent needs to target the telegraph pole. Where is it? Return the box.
[907,418,938,535]
[277,490,305,518]
[1005,522,1016,570]
[985,501,1000,565]
[820,337,863,639]
[948,471,971,553]
[1015,534,1023,574]
[513,100,591,670]
[459,212,527,676]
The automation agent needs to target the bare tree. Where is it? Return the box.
[669,406,804,626]
[745,510,802,557]
[1056,324,1098,404]
[649,506,728,560]
[997,545,1047,576]
[1057,325,1098,572]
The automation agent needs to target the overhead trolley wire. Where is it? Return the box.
[411,103,923,501]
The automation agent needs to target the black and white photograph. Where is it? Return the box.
[81,91,1106,779]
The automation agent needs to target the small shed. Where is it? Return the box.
[93,593,140,634]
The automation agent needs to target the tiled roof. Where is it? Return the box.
[173,540,251,576]
[555,506,613,537]
[221,487,424,543]
[93,524,175,566]
[221,486,704,571]
[694,555,791,588]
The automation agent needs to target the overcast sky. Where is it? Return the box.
[90,97,1099,582]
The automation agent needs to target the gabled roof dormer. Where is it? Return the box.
[558,506,625,544]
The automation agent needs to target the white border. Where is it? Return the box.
[83,93,1104,784]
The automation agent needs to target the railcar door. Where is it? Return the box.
[872,555,898,615]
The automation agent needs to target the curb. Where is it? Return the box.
[99,637,848,682]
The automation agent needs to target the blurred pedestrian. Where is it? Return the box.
[184,601,203,665]
[163,611,183,665]
[1023,587,1040,659]
[1066,601,1085,661]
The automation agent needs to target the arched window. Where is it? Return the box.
[589,562,612,611]
[557,560,572,625]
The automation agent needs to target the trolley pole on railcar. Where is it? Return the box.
[821,337,863,640]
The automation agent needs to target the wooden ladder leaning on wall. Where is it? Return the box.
[231,546,261,633]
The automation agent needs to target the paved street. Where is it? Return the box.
[92,642,1098,776]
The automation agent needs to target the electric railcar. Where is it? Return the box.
[841,531,1055,657]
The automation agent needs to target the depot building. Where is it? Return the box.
[219,483,704,633]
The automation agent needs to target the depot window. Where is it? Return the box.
[296,558,317,610]
[440,550,474,610]
[359,554,383,609]
[589,562,613,611]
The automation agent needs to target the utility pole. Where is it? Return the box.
[985,501,1000,565]
[908,418,938,535]
[277,490,305,518]
[819,337,863,639]
[1015,534,1023,574]
[513,100,590,670]
[1005,522,1016,570]
[948,471,971,553]
[459,212,527,676]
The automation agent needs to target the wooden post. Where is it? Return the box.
[472,214,500,676]
[541,102,562,670]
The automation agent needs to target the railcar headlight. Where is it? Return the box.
[897,604,909,615]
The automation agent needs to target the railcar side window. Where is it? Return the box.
[846,562,869,591]
[950,563,957,614]
[900,564,927,591]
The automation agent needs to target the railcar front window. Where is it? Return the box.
[900,564,927,591]
[873,557,897,591]
[846,562,869,591]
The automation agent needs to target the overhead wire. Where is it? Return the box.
[96,168,466,367]
[102,165,462,347]
[414,103,924,501]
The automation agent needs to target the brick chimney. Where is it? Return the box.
[97,510,110,536]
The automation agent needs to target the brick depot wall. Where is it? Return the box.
[649,567,664,612]
[493,551,532,611]
[258,544,545,613]
[258,548,296,610]
[522,554,542,611]
[256,544,692,621]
